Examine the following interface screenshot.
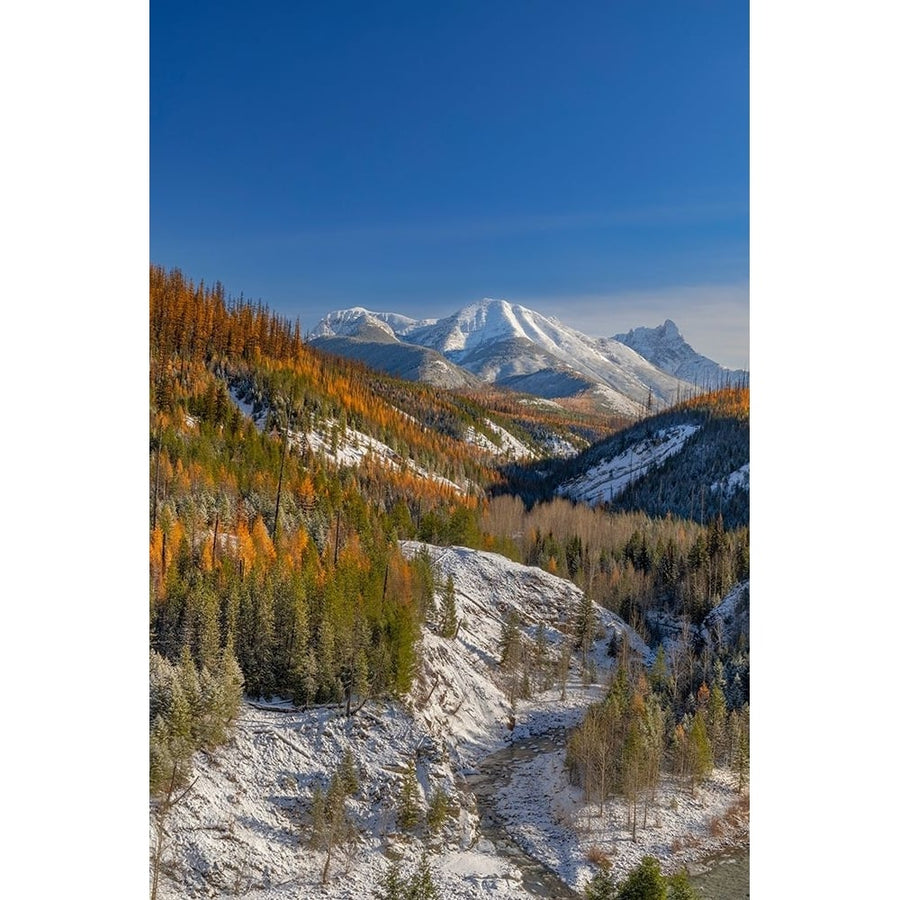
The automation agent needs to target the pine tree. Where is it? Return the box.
[397,760,421,831]
[407,852,440,900]
[688,713,713,792]
[707,679,728,764]
[313,774,356,884]
[584,867,617,900]
[374,862,405,900]
[438,575,459,638]
[337,748,360,795]
[617,856,667,900]
[649,645,669,696]
[426,787,451,833]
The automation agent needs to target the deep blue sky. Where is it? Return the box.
[151,0,748,367]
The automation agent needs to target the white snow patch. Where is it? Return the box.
[463,419,535,460]
[557,424,700,506]
[492,746,746,888]
[228,387,466,494]
[710,463,749,497]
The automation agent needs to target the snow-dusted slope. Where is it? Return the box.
[311,333,483,390]
[556,424,700,506]
[229,387,468,493]
[463,419,536,461]
[153,546,650,899]
[613,320,748,389]
[404,543,649,763]
[408,300,692,411]
[710,462,749,498]
[311,306,424,340]
[702,579,750,650]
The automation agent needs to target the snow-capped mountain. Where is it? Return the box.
[613,319,747,390]
[310,308,481,389]
[313,299,707,417]
[312,306,429,341]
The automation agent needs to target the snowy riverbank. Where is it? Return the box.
[151,545,747,898]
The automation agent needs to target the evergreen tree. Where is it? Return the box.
[617,856,667,900]
[584,868,617,899]
[688,713,713,792]
[406,852,440,900]
[397,760,421,831]
[649,645,669,696]
[337,748,360,795]
[426,787,451,833]
[374,862,406,900]
[311,773,356,884]
[707,679,728,764]
[438,575,459,638]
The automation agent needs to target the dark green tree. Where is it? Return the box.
[438,575,459,638]
[397,760,421,831]
[617,856,667,900]
[584,867,617,899]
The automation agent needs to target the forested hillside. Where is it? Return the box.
[150,266,749,899]
[148,266,615,793]
[502,388,749,529]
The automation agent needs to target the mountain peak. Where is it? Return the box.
[661,319,681,336]
[614,320,746,387]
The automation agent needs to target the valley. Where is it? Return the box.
[150,268,750,900]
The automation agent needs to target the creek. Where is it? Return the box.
[467,728,748,899]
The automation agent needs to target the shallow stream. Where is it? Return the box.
[467,729,580,898]
[468,728,749,899]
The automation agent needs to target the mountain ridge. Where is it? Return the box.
[613,319,747,389]
[312,299,736,416]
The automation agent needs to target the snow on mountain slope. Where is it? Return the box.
[311,333,483,389]
[228,387,468,493]
[408,300,691,407]
[614,320,748,389]
[702,580,749,648]
[152,545,649,899]
[310,307,422,340]
[463,419,536,460]
[710,462,749,498]
[403,543,650,764]
[305,419,467,492]
[311,300,698,413]
[556,424,700,506]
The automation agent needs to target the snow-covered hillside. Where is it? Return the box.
[152,545,651,899]
[229,386,469,493]
[404,543,649,764]
[311,307,425,340]
[463,419,536,461]
[556,424,700,506]
[710,462,750,498]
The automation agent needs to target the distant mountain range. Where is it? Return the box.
[311,299,746,417]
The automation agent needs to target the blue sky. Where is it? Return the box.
[152,0,748,367]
